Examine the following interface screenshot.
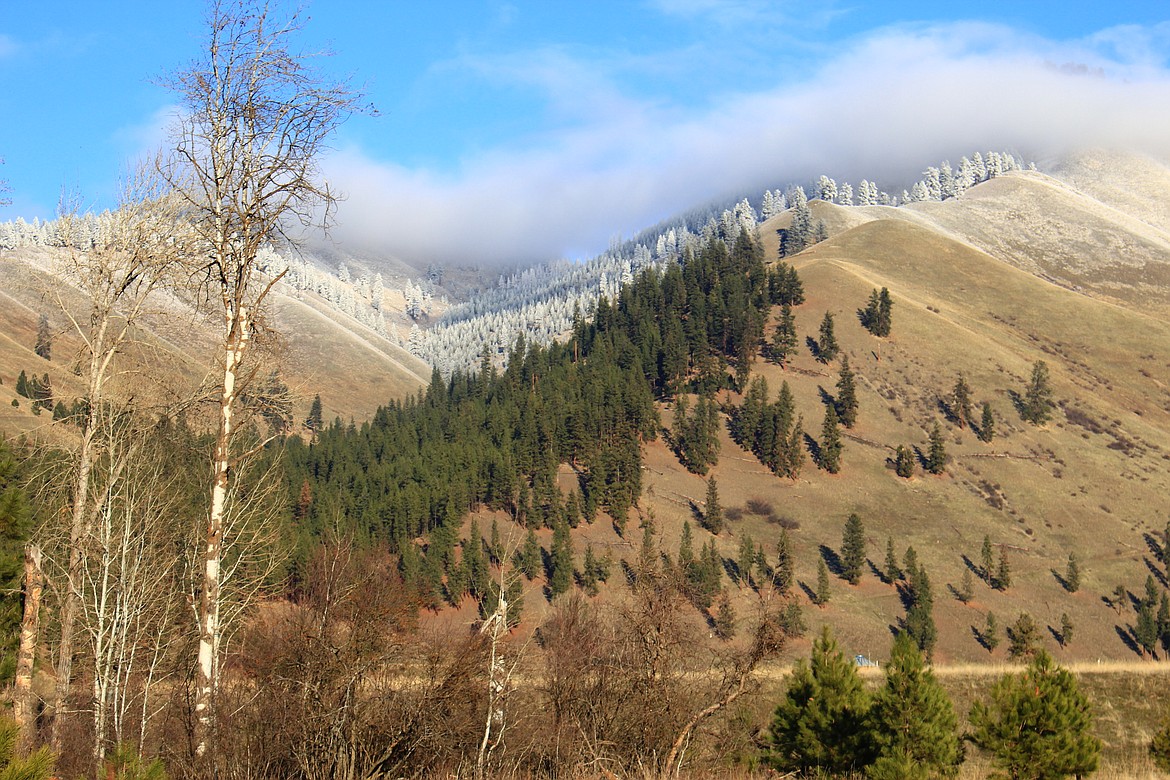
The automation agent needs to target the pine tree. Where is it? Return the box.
[775,528,794,594]
[957,568,975,603]
[306,393,323,435]
[517,529,541,580]
[816,312,838,363]
[547,519,570,598]
[952,374,973,428]
[995,547,1011,591]
[835,356,858,428]
[581,544,601,596]
[765,625,874,774]
[1159,592,1170,653]
[714,589,736,640]
[984,611,1001,653]
[868,632,961,778]
[1021,360,1054,425]
[737,533,755,588]
[970,651,1101,778]
[703,476,723,534]
[0,717,54,780]
[1137,600,1159,658]
[677,520,695,573]
[816,557,831,606]
[819,403,842,473]
[905,565,937,658]
[978,401,996,442]
[1007,612,1040,659]
[1059,613,1074,648]
[894,445,914,478]
[34,313,51,360]
[840,513,866,585]
[981,536,995,584]
[883,537,902,583]
[876,287,893,337]
[925,421,947,474]
[1064,552,1080,593]
[1150,716,1170,772]
[772,304,798,366]
[14,371,28,399]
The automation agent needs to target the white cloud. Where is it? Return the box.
[324,21,1170,265]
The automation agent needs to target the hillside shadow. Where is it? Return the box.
[937,396,958,425]
[867,558,887,583]
[1047,625,1065,647]
[1115,624,1143,657]
[1051,568,1071,592]
[819,544,844,578]
[798,579,818,604]
[972,624,994,653]
[960,553,986,581]
[1143,557,1168,589]
[806,336,823,362]
[947,582,972,604]
[803,432,822,466]
[1143,532,1163,562]
[913,445,928,469]
[1007,389,1026,417]
[818,385,836,409]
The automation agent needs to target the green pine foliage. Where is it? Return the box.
[883,537,902,583]
[1021,359,1055,425]
[768,262,805,305]
[952,374,973,429]
[1064,552,1080,593]
[840,513,866,585]
[774,529,794,594]
[819,403,843,473]
[1007,612,1040,660]
[548,519,574,597]
[859,287,893,338]
[0,441,31,682]
[835,356,858,428]
[925,421,947,475]
[981,536,995,584]
[0,717,54,780]
[765,626,875,775]
[978,401,996,442]
[771,303,798,365]
[816,312,839,363]
[1150,715,1170,772]
[868,632,961,778]
[732,379,805,479]
[995,548,1011,591]
[703,477,723,535]
[714,589,736,640]
[894,444,915,478]
[1059,613,1074,648]
[816,557,831,606]
[673,391,721,475]
[904,564,937,658]
[983,611,1001,653]
[970,651,1101,779]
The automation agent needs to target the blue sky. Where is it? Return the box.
[3,1,1170,264]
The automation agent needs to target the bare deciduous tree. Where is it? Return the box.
[47,161,191,754]
[159,0,364,757]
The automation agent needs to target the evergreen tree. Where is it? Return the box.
[733,533,753,587]
[714,589,736,640]
[1064,552,1080,593]
[1021,360,1054,425]
[978,401,996,442]
[859,289,882,336]
[1007,612,1040,659]
[995,547,1011,591]
[772,304,798,366]
[765,625,874,775]
[876,287,893,337]
[1150,716,1170,772]
[0,717,54,780]
[984,611,1001,653]
[1136,600,1159,658]
[868,632,962,778]
[840,513,866,585]
[894,445,915,478]
[34,313,51,360]
[677,520,695,573]
[703,476,723,534]
[883,537,902,583]
[775,528,794,594]
[819,403,842,473]
[981,536,995,584]
[1159,592,1170,653]
[952,374,973,429]
[548,519,573,597]
[581,544,601,596]
[1059,613,1074,648]
[905,565,937,658]
[517,529,541,580]
[305,393,323,435]
[925,421,947,475]
[816,557,831,606]
[816,312,839,363]
[957,568,975,603]
[970,651,1101,779]
[835,356,858,428]
[14,371,28,399]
